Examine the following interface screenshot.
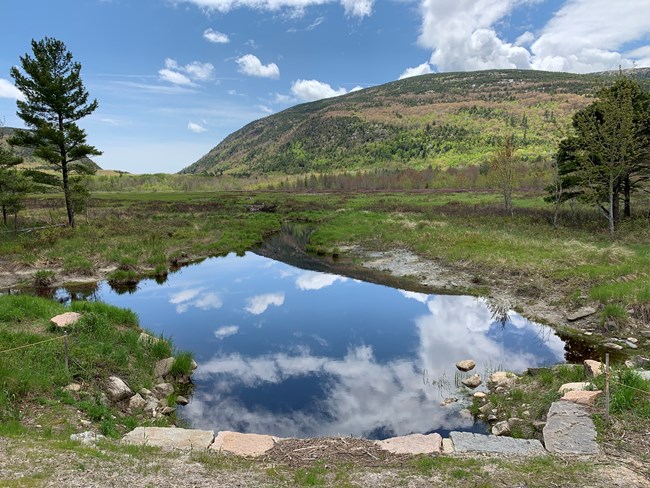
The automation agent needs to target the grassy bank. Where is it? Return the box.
[0,294,192,439]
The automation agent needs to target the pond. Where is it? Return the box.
[52,251,570,440]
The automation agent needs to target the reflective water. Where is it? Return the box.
[56,253,568,439]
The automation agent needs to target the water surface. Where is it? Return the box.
[56,253,567,439]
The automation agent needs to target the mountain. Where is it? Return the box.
[181,68,650,176]
[0,126,101,172]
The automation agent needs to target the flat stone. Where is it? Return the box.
[455,360,476,372]
[543,401,598,455]
[210,431,281,457]
[50,312,81,328]
[567,307,597,322]
[561,390,602,406]
[603,342,623,350]
[63,383,81,392]
[462,374,482,388]
[640,330,650,339]
[123,427,214,450]
[441,437,454,454]
[492,421,510,436]
[627,337,638,344]
[154,357,175,378]
[441,397,458,406]
[583,360,604,378]
[449,432,545,456]
[626,356,650,369]
[153,382,174,399]
[558,382,591,394]
[105,376,133,402]
[375,433,442,455]
[176,395,189,405]
[473,392,487,399]
[488,371,518,389]
[625,341,638,349]
[70,431,105,445]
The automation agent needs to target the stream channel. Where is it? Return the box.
[49,229,588,440]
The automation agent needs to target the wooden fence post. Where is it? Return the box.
[64,330,69,374]
[605,353,610,422]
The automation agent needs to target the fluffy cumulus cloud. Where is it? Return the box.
[215,325,239,339]
[0,79,25,100]
[187,121,207,133]
[159,58,215,85]
[290,79,361,102]
[203,28,230,43]
[295,271,347,291]
[399,62,433,79]
[245,292,285,315]
[236,54,280,79]
[417,0,650,74]
[177,0,375,17]
[169,288,222,313]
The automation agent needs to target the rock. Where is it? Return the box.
[584,331,593,336]
[441,397,458,406]
[450,432,545,456]
[561,390,602,406]
[603,342,623,350]
[640,330,650,339]
[376,433,442,455]
[154,357,175,378]
[455,360,476,372]
[176,396,189,406]
[637,370,650,381]
[144,399,158,417]
[625,356,650,369]
[105,376,133,402]
[487,414,498,422]
[138,332,160,344]
[160,406,176,415]
[488,371,517,389]
[557,382,591,394]
[153,382,174,399]
[492,421,510,436]
[442,437,454,454]
[461,374,482,388]
[210,431,282,457]
[50,312,81,328]
[625,341,638,349]
[70,431,105,445]
[583,360,604,378]
[190,359,198,370]
[63,383,81,392]
[566,307,597,322]
[123,427,214,450]
[139,388,153,398]
[627,337,638,344]
[522,410,530,417]
[473,392,487,399]
[543,401,598,455]
[478,404,492,415]
[127,393,147,412]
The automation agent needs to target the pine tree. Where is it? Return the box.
[10,37,101,228]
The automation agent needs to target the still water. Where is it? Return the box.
[58,253,567,439]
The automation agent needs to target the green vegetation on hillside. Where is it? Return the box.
[181,69,650,176]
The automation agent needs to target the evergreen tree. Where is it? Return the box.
[0,142,26,227]
[10,37,101,228]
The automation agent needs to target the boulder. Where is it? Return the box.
[176,396,189,406]
[190,359,198,370]
[561,390,602,406]
[376,433,442,455]
[105,376,133,402]
[144,399,158,417]
[566,307,596,322]
[123,427,214,450]
[557,382,591,394]
[473,392,487,399]
[210,431,282,457]
[70,431,105,445]
[492,421,510,436]
[160,406,176,415]
[455,360,476,372]
[154,357,175,379]
[488,371,517,389]
[462,374,482,388]
[583,360,604,378]
[543,401,598,455]
[625,356,650,369]
[127,393,147,412]
[441,437,454,454]
[50,312,81,328]
[153,382,174,399]
[450,432,545,456]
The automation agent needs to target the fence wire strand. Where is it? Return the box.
[0,335,65,355]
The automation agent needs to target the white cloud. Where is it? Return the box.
[0,79,25,101]
[530,0,650,73]
[188,121,207,133]
[159,58,215,85]
[177,0,375,18]
[399,62,433,79]
[169,288,222,313]
[203,28,230,43]
[416,0,650,74]
[256,105,274,114]
[273,92,294,104]
[245,292,285,315]
[295,271,347,291]
[158,68,194,86]
[215,325,239,339]
[236,54,280,79]
[398,290,430,304]
[290,79,352,102]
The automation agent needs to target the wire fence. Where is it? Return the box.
[0,332,70,372]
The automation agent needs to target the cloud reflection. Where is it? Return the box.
[245,293,285,315]
[215,325,239,339]
[295,271,348,291]
[169,288,223,314]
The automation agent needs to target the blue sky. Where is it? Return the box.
[1,0,649,173]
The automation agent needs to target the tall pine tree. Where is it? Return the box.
[10,37,101,227]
